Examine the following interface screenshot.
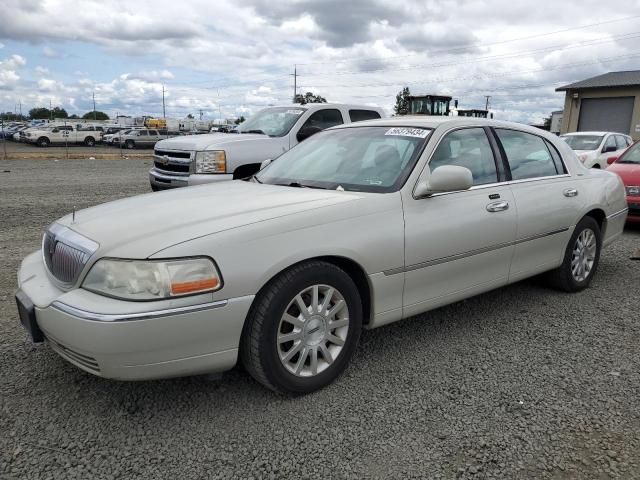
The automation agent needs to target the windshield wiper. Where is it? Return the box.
[241,129,266,135]
[275,182,328,189]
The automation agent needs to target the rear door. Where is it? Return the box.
[402,126,517,317]
[493,128,580,282]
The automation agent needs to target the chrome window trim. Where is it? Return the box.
[424,174,572,198]
[51,299,229,322]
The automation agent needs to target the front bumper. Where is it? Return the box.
[149,168,233,190]
[17,250,254,380]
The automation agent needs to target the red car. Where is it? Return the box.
[607,141,640,223]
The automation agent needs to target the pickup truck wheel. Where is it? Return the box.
[241,261,362,394]
[84,136,95,147]
[592,164,601,169]
[37,137,50,147]
[125,140,135,149]
[546,216,601,292]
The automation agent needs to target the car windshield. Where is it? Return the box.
[237,107,307,137]
[256,126,431,193]
[618,143,640,164]
[561,135,604,151]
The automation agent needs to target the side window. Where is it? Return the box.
[349,109,381,123]
[138,130,148,136]
[301,109,344,131]
[495,129,558,180]
[429,128,498,185]
[615,135,628,150]
[603,135,616,152]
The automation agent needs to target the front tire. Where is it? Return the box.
[241,261,362,394]
[84,136,95,147]
[125,140,135,149]
[547,216,601,292]
[37,137,50,147]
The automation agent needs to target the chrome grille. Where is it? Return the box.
[42,223,98,286]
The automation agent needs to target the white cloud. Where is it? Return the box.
[35,65,49,75]
[42,46,59,58]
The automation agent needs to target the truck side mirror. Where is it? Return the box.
[296,126,322,142]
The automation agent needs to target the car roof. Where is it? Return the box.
[334,115,558,136]
[269,103,385,112]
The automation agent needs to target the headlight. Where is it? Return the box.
[83,257,222,301]
[195,150,226,173]
[626,185,640,196]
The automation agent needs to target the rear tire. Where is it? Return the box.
[592,164,601,169]
[125,140,135,149]
[37,137,50,147]
[547,216,601,292]
[240,261,362,394]
[84,136,95,147]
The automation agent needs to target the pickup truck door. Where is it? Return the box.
[491,128,580,282]
[290,108,345,148]
[402,126,516,318]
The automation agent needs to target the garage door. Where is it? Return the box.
[577,97,634,134]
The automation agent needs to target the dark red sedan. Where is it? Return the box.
[608,141,640,223]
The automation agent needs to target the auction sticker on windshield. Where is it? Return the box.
[286,110,304,115]
[385,127,430,138]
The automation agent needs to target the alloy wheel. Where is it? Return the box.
[571,228,596,282]
[277,284,349,377]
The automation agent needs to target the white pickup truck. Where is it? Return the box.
[24,124,103,147]
[149,103,384,190]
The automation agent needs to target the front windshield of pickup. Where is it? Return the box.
[237,107,307,137]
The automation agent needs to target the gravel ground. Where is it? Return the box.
[1,159,640,479]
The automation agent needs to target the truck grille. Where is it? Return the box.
[42,224,98,286]
[155,149,191,159]
[153,160,190,173]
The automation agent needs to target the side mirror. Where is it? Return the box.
[603,145,617,153]
[414,165,473,198]
[260,158,272,170]
[296,126,322,142]
[607,156,617,165]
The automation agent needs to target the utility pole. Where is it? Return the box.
[19,101,22,119]
[199,109,203,121]
[49,99,52,121]
[291,65,299,103]
[92,92,97,120]
[162,85,166,119]
[484,96,491,111]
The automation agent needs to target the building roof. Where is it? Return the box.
[556,70,640,91]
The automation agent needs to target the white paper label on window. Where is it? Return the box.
[286,110,304,115]
[385,127,429,138]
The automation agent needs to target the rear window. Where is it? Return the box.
[349,109,381,123]
[495,129,559,180]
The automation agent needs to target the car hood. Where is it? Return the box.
[155,132,268,151]
[57,181,364,258]
[608,163,640,185]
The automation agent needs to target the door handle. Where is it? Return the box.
[563,188,578,197]
[486,201,509,212]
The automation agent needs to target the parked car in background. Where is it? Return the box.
[104,127,145,145]
[149,103,385,190]
[23,125,102,147]
[561,131,632,169]
[606,141,640,223]
[118,128,168,149]
[16,117,626,394]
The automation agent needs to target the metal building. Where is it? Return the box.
[556,70,640,140]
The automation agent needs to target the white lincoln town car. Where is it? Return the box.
[16,117,627,394]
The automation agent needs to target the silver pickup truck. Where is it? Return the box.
[149,103,384,190]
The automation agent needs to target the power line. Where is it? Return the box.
[295,14,640,67]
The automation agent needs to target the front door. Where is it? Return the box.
[402,127,517,317]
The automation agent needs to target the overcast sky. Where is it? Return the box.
[0,0,639,123]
